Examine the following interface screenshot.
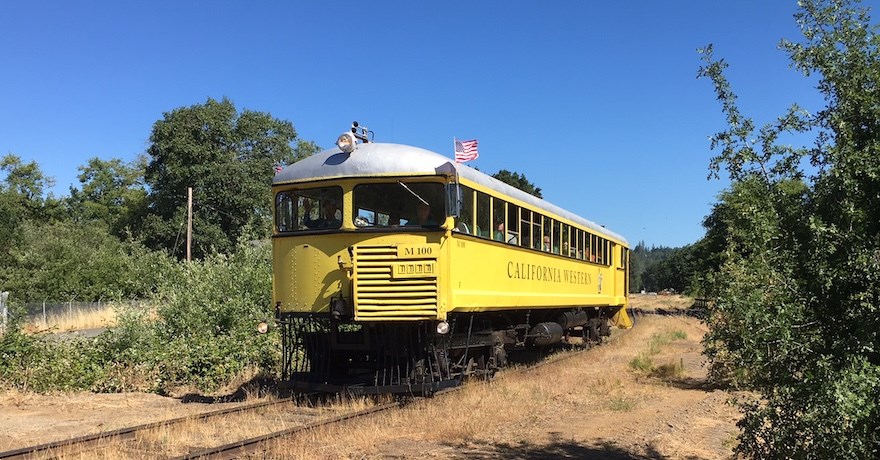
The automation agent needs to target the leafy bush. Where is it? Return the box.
[148,241,277,392]
[699,1,880,457]
[0,241,279,395]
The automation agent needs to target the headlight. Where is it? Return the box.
[336,132,357,153]
[436,321,450,335]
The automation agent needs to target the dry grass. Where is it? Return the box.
[262,316,723,459]
[629,329,688,377]
[0,388,36,408]
[628,293,695,311]
[23,305,119,333]
[5,316,736,459]
[21,303,159,333]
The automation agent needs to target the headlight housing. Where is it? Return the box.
[336,132,357,153]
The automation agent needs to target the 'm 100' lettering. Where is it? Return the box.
[405,247,432,255]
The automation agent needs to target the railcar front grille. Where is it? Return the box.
[353,245,439,320]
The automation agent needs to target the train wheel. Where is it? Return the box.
[600,318,611,337]
[492,342,508,368]
[588,318,601,343]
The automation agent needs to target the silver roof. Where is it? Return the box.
[273,143,628,245]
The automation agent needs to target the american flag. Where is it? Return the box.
[454,138,479,163]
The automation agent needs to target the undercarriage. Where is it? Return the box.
[278,308,616,395]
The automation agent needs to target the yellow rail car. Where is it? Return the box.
[272,123,630,393]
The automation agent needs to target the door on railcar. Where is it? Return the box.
[617,245,629,298]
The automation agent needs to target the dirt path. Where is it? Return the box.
[0,312,741,459]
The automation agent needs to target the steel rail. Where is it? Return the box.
[172,401,402,460]
[0,398,294,460]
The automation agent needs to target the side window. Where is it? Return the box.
[552,220,561,254]
[457,185,475,234]
[561,224,571,258]
[521,209,532,249]
[506,203,520,245]
[275,192,295,232]
[542,218,553,252]
[576,228,584,260]
[589,234,597,262]
[476,191,490,238]
[275,186,343,232]
[492,197,506,242]
[532,213,543,250]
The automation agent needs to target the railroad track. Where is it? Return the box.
[0,397,314,460]
[176,335,620,459]
[3,314,667,460]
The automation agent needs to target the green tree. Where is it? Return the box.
[0,155,57,265]
[141,97,309,258]
[699,1,880,457]
[492,169,543,198]
[4,220,176,301]
[68,156,147,235]
[0,154,54,218]
[631,242,681,293]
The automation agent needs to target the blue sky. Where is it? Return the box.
[1,1,834,248]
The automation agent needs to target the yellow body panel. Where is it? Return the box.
[447,234,625,312]
[273,228,630,325]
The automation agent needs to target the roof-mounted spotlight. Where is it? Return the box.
[337,121,373,153]
[336,131,357,153]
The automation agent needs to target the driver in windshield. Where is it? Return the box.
[407,202,437,226]
[303,199,341,228]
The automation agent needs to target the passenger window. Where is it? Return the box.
[589,234,597,262]
[477,191,491,238]
[552,221,561,254]
[576,229,584,260]
[561,224,571,257]
[521,209,532,249]
[492,197,506,242]
[457,185,475,234]
[506,204,520,245]
[531,214,543,250]
[542,218,552,252]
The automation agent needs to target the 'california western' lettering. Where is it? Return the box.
[507,261,591,285]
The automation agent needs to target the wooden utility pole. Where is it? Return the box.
[187,187,193,262]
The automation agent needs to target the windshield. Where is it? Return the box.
[275,186,343,232]
[353,182,445,228]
